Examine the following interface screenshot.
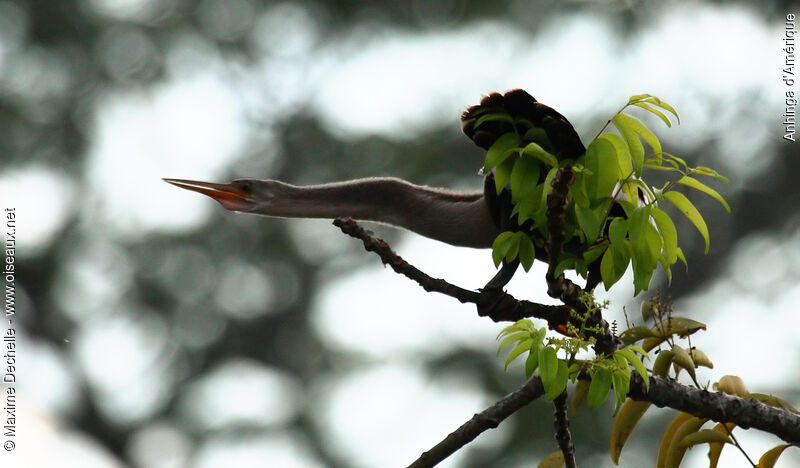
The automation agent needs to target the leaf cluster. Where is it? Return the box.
[485,94,730,294]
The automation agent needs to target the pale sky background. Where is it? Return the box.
[0,1,798,467]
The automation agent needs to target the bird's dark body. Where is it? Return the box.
[460,89,607,290]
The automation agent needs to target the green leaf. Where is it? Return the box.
[608,218,628,245]
[497,330,530,356]
[522,126,551,148]
[650,207,678,263]
[694,166,730,183]
[588,368,612,410]
[517,232,535,271]
[652,349,675,377]
[675,247,688,269]
[554,256,575,279]
[632,101,672,127]
[493,156,517,196]
[505,338,533,370]
[598,133,633,181]
[510,154,541,203]
[611,366,631,414]
[545,359,569,401]
[626,206,651,247]
[628,93,652,103]
[575,204,602,243]
[484,132,521,172]
[496,319,533,339]
[538,346,559,383]
[521,142,558,167]
[474,112,513,129]
[492,231,516,267]
[539,166,559,213]
[584,138,620,202]
[612,113,661,173]
[616,348,649,390]
[619,326,658,345]
[644,96,680,123]
[525,347,539,377]
[659,255,673,284]
[582,244,606,266]
[676,176,731,212]
[665,191,710,254]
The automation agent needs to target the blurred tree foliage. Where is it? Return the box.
[3,0,798,467]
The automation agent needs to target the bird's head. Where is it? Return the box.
[163,178,285,213]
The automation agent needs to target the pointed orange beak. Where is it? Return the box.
[163,178,255,211]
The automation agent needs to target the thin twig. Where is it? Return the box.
[407,377,546,468]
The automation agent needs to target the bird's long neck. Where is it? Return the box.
[262,178,499,248]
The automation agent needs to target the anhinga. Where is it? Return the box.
[165,89,590,290]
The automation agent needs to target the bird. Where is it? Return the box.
[165,89,590,290]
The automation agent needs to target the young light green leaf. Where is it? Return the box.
[659,255,673,284]
[510,154,541,203]
[525,346,539,377]
[497,330,531,356]
[584,138,620,201]
[628,93,652,103]
[588,368,612,410]
[545,359,569,401]
[616,348,649,390]
[598,133,633,180]
[522,141,559,167]
[496,319,534,339]
[611,370,631,415]
[650,207,678,263]
[632,102,672,127]
[676,176,731,212]
[484,132,521,172]
[601,246,618,290]
[644,96,680,123]
[505,338,534,370]
[675,247,688,269]
[517,232,535,271]
[610,117,644,175]
[612,113,662,173]
[694,166,730,183]
[665,191,710,254]
[538,346,559,383]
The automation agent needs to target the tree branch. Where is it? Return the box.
[553,391,577,468]
[544,167,618,356]
[408,377,546,468]
[333,218,572,326]
[629,374,800,445]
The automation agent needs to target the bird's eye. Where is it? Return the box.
[235,180,253,195]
